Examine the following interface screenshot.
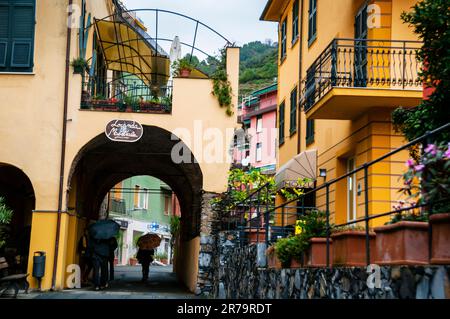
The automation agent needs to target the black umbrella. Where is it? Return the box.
[88,220,120,240]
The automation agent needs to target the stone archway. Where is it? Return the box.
[66,125,210,292]
[0,163,35,273]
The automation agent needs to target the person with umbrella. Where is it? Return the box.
[88,220,120,290]
[136,233,161,282]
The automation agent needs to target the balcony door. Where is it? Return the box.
[347,157,357,222]
[354,3,368,87]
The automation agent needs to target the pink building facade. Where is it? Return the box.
[233,84,277,174]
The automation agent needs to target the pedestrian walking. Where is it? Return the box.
[88,237,109,290]
[136,248,154,282]
[108,237,118,281]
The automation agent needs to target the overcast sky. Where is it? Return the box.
[122,0,278,58]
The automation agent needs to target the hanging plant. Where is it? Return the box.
[211,47,234,116]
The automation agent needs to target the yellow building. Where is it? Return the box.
[261,0,422,226]
[0,0,239,293]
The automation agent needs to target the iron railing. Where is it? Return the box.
[222,122,450,267]
[81,76,173,113]
[301,38,422,112]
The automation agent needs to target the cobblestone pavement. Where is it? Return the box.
[8,265,198,299]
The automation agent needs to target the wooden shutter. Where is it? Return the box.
[10,4,34,68]
[279,102,285,144]
[290,88,297,134]
[0,5,9,67]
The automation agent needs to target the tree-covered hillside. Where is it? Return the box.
[181,40,278,101]
[238,41,278,99]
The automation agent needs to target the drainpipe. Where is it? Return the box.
[297,0,304,154]
[51,0,73,290]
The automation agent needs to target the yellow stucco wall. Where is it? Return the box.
[0,0,239,291]
[266,0,419,226]
[175,236,200,293]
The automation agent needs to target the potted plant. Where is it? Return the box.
[331,225,376,266]
[71,57,88,74]
[265,245,281,269]
[299,210,333,267]
[172,58,195,78]
[0,197,13,251]
[274,235,306,268]
[274,237,292,268]
[401,143,450,264]
[374,202,429,265]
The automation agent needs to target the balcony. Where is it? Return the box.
[300,39,423,120]
[81,75,172,114]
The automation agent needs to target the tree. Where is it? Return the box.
[392,0,450,143]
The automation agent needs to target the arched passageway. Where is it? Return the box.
[66,125,203,293]
[0,164,35,274]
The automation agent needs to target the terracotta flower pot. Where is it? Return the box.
[331,230,376,266]
[374,221,429,265]
[304,237,333,267]
[267,253,281,269]
[290,258,302,268]
[180,69,191,77]
[430,213,450,264]
[129,258,137,266]
[247,229,266,244]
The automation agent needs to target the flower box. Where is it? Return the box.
[180,69,191,77]
[267,253,282,269]
[331,230,376,266]
[266,246,281,269]
[290,258,302,268]
[304,237,333,267]
[374,221,429,265]
[430,213,450,264]
[246,229,266,244]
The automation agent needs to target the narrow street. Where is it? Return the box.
[17,266,197,300]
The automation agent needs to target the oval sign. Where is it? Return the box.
[105,119,143,143]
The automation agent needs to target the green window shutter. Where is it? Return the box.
[0,5,8,67]
[10,4,34,68]
[290,88,297,134]
[279,102,285,145]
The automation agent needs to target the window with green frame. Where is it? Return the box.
[290,87,297,135]
[308,0,317,45]
[280,18,287,61]
[292,0,299,43]
[279,102,285,145]
[306,119,315,144]
[0,0,36,73]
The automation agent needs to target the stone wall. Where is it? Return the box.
[196,192,220,297]
[221,245,450,299]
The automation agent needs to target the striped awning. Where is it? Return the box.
[275,149,317,190]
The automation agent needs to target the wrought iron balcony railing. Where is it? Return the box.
[81,76,173,114]
[301,38,422,112]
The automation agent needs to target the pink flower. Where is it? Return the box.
[406,159,415,168]
[424,144,437,155]
[415,164,425,172]
[445,148,450,159]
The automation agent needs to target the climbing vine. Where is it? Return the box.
[211,46,234,116]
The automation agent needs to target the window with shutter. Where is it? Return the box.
[0,0,35,72]
[308,0,317,45]
[290,87,297,135]
[279,102,285,145]
[280,18,287,61]
[306,119,315,145]
[292,0,299,43]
